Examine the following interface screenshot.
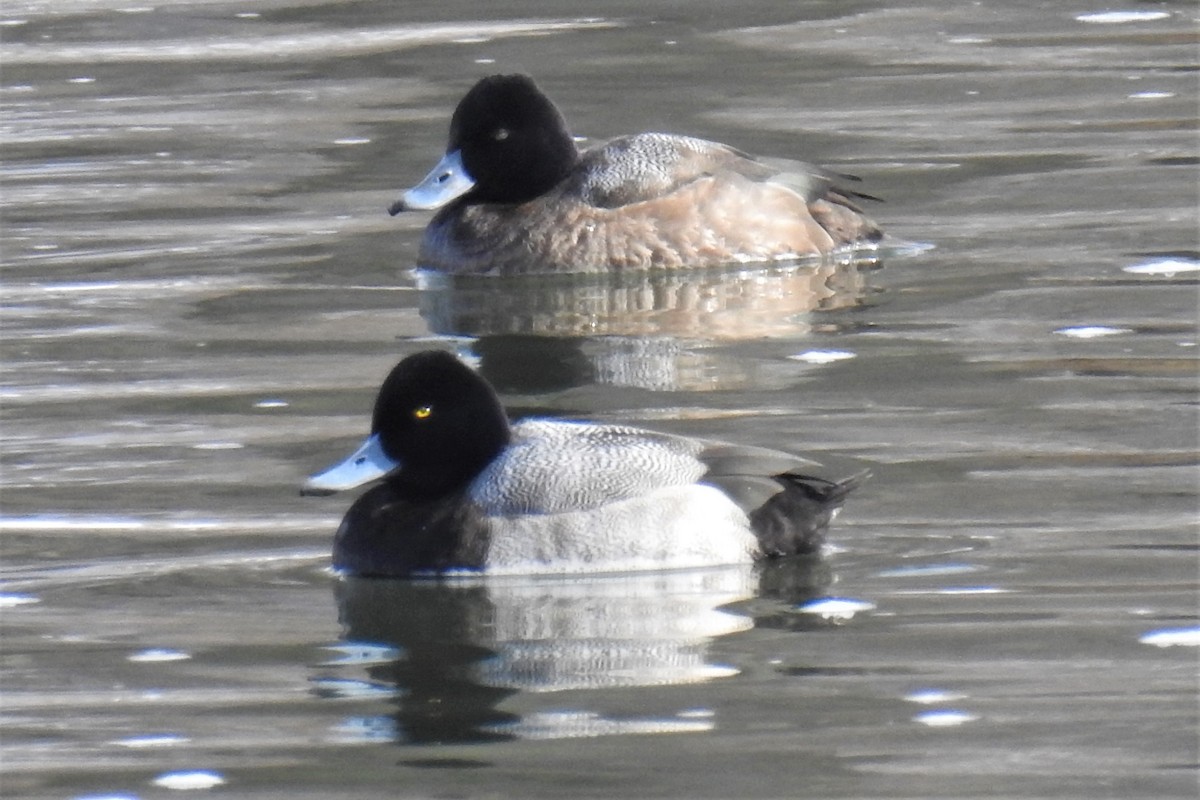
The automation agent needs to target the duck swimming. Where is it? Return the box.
[389,74,883,275]
[303,350,867,577]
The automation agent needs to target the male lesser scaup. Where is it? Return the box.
[303,350,866,577]
[390,74,883,275]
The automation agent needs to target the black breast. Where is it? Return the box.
[332,483,491,577]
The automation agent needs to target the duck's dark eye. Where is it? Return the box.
[413,405,433,420]
[492,127,509,142]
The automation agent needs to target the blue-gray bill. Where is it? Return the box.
[302,433,398,495]
[388,149,474,214]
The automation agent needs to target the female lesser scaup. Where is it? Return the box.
[303,350,866,577]
[390,74,883,275]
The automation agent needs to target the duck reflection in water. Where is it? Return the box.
[314,561,832,745]
[415,258,881,393]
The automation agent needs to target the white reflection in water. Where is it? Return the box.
[113,733,189,748]
[892,586,1010,596]
[484,710,715,740]
[878,563,980,578]
[905,689,968,704]
[151,770,225,790]
[1122,258,1200,276]
[796,597,876,621]
[474,569,755,692]
[319,565,797,743]
[1139,627,1200,648]
[789,349,857,365]
[914,709,979,727]
[1075,11,1171,24]
[1054,326,1132,339]
[128,648,190,663]
[677,708,716,719]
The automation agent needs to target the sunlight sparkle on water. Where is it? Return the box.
[484,710,715,740]
[114,734,189,748]
[789,349,856,365]
[1054,326,1132,339]
[905,689,968,704]
[1076,11,1170,23]
[878,563,979,578]
[1140,627,1200,647]
[915,709,979,727]
[797,597,876,620]
[151,771,225,790]
[1122,258,1200,276]
[128,648,191,663]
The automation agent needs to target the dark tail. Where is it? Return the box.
[750,469,870,557]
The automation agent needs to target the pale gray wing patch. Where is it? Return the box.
[569,133,873,221]
[469,420,707,515]
[573,133,761,208]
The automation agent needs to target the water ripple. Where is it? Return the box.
[3,19,616,64]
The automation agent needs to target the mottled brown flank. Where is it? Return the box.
[420,175,880,276]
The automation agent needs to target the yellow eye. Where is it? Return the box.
[413,405,432,420]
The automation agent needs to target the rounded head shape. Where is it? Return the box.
[447,74,578,204]
[371,350,511,497]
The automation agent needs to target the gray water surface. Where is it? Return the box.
[2,1,1198,798]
